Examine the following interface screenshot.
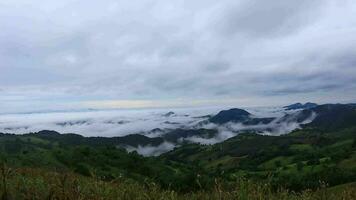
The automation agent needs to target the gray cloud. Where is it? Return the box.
[0,0,356,112]
[219,0,321,37]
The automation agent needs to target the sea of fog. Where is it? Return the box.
[0,106,313,156]
[0,106,293,138]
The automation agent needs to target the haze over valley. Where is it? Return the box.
[0,102,336,156]
[1,0,356,199]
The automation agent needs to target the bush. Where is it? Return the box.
[74,163,91,177]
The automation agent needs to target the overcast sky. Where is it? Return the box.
[1,0,356,113]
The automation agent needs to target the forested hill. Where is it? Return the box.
[0,103,355,199]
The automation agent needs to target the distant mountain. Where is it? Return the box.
[163,111,175,117]
[207,104,356,136]
[304,104,356,130]
[280,103,356,131]
[4,103,355,153]
[56,120,91,126]
[209,108,251,124]
[209,108,275,125]
[28,130,164,147]
[162,128,218,143]
[25,128,218,148]
[115,134,164,147]
[283,102,318,110]
[348,103,356,107]
[192,115,212,119]
[277,109,314,124]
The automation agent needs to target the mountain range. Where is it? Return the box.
[2,103,355,152]
[0,102,355,197]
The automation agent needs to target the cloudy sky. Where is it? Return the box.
[1,0,356,113]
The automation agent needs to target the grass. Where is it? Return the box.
[205,155,235,169]
[0,127,355,199]
[329,139,354,149]
[1,166,356,200]
[289,144,314,153]
[259,156,295,170]
[338,151,356,169]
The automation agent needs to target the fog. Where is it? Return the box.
[126,142,176,157]
[0,107,225,136]
[0,106,314,156]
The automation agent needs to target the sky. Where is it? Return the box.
[1,0,356,113]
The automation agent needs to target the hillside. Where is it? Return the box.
[0,103,355,199]
[284,102,318,110]
[160,104,356,191]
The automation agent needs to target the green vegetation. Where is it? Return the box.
[162,127,356,192]
[1,103,356,199]
[0,126,355,199]
[0,132,200,192]
[0,166,355,199]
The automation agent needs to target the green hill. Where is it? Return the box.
[0,103,356,199]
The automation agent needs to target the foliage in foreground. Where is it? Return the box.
[0,167,355,200]
[0,127,355,197]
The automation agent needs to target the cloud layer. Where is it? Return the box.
[0,106,314,156]
[1,0,356,112]
[0,107,222,136]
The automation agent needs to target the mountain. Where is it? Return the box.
[162,128,218,143]
[209,108,250,124]
[209,108,275,125]
[163,111,175,117]
[26,130,164,147]
[304,104,356,130]
[162,123,356,191]
[279,104,356,131]
[115,134,164,147]
[284,102,318,110]
[25,128,220,148]
[0,103,356,197]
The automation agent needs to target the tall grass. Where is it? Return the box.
[0,165,355,200]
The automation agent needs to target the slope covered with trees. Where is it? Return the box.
[0,104,355,199]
